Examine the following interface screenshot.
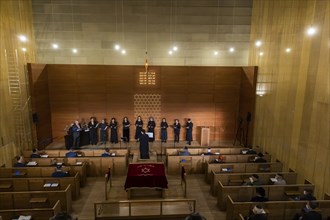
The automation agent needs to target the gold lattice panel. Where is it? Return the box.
[134,94,161,124]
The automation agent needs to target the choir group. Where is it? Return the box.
[68,116,194,148]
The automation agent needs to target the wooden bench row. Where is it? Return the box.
[217,181,315,210]
[165,146,261,156]
[0,172,80,199]
[227,195,330,220]
[205,161,283,183]
[0,184,72,213]
[210,171,298,196]
[23,149,128,158]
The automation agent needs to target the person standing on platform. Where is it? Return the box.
[110,118,118,144]
[185,118,193,145]
[135,116,143,142]
[99,119,108,145]
[72,120,81,148]
[173,119,181,143]
[160,118,168,143]
[139,129,149,159]
[147,117,156,142]
[88,117,98,145]
[122,117,130,142]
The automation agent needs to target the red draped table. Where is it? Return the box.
[124,163,168,199]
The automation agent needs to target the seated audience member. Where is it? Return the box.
[49,211,77,220]
[293,201,322,220]
[203,148,213,155]
[52,165,69,178]
[14,156,26,167]
[243,174,262,186]
[179,146,191,156]
[252,153,267,163]
[185,212,206,220]
[214,155,225,163]
[295,188,317,201]
[251,187,269,202]
[245,205,267,220]
[30,148,41,158]
[65,148,78,158]
[271,173,287,185]
[101,148,111,157]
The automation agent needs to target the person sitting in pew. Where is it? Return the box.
[14,155,27,167]
[295,188,317,201]
[242,174,262,186]
[251,187,269,202]
[202,148,213,155]
[179,146,191,156]
[52,165,69,178]
[49,211,77,220]
[30,148,41,158]
[65,148,78,158]
[292,200,322,220]
[245,204,267,220]
[270,173,287,185]
[101,148,113,157]
[252,153,267,163]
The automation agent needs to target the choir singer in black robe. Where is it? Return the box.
[147,117,156,142]
[139,129,150,159]
[109,118,118,144]
[185,118,193,145]
[160,118,168,143]
[173,119,181,143]
[88,117,98,145]
[135,116,143,142]
[122,117,130,142]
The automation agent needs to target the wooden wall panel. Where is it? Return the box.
[30,65,257,143]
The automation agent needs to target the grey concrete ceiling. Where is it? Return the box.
[32,0,253,66]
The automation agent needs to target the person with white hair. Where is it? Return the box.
[245,205,267,220]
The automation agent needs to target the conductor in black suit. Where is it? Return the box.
[139,129,149,159]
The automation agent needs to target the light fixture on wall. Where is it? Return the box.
[307,26,316,36]
[285,48,291,53]
[255,40,262,47]
[18,35,27,42]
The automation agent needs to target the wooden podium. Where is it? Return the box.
[198,127,210,146]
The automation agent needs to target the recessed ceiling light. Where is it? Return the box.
[259,52,264,56]
[285,48,291,53]
[255,40,262,47]
[168,50,173,55]
[72,48,78,53]
[52,43,59,49]
[22,48,27,52]
[114,44,120,50]
[213,51,219,56]
[229,47,235,52]
[307,26,316,36]
[173,46,178,51]
[19,35,27,42]
[121,49,126,54]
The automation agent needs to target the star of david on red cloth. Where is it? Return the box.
[141,167,151,173]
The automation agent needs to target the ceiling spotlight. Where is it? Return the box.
[173,46,178,51]
[19,35,27,42]
[285,48,291,53]
[229,47,235,52]
[213,51,219,56]
[168,50,173,55]
[307,26,316,36]
[255,40,262,47]
[121,49,126,54]
[259,52,264,56]
[22,48,27,52]
[52,43,59,49]
[72,48,78,53]
[114,44,121,50]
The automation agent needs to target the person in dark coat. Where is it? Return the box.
[295,188,317,201]
[135,116,143,142]
[147,117,156,142]
[139,129,149,159]
[173,119,181,143]
[52,165,69,177]
[251,187,269,202]
[101,148,111,157]
[99,119,108,145]
[14,156,26,167]
[88,117,98,145]
[160,118,168,143]
[109,118,118,144]
[185,118,193,145]
[122,117,130,142]
[30,149,41,158]
[293,201,322,220]
[65,148,78,158]
[71,120,81,148]
[253,152,267,163]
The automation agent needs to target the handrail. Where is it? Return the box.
[94,198,196,219]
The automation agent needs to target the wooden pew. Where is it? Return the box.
[165,146,261,156]
[227,195,330,220]
[0,172,80,199]
[0,200,61,220]
[205,161,282,183]
[0,184,72,212]
[23,149,129,158]
[217,181,315,210]
[28,156,126,177]
[210,171,298,196]
[167,154,271,175]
